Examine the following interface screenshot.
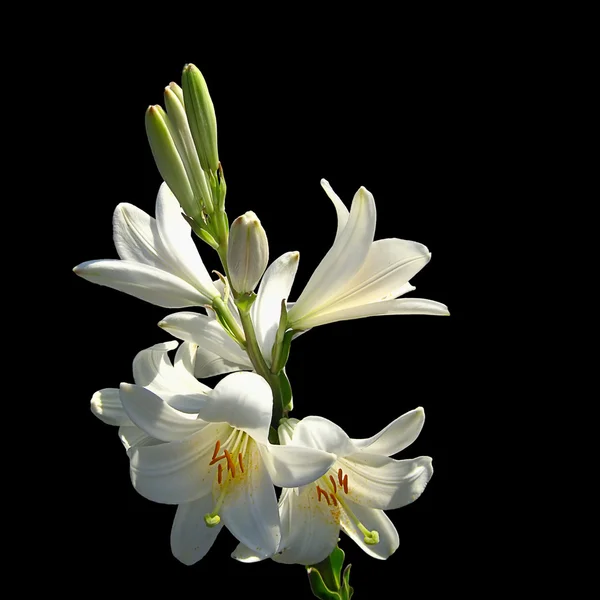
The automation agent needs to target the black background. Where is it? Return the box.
[56,21,485,598]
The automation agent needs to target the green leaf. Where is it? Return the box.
[342,564,354,600]
[307,568,341,600]
[306,545,354,600]
[278,369,293,413]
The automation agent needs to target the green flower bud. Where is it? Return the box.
[227,211,269,293]
[182,64,219,173]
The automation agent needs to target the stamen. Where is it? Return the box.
[224,449,236,477]
[211,440,221,462]
[342,473,349,494]
[316,486,331,505]
[238,452,245,473]
[218,463,223,484]
[329,475,337,493]
[330,494,338,507]
[338,468,344,486]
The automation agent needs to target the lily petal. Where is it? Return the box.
[326,238,430,311]
[259,443,335,488]
[119,384,207,442]
[320,178,349,244]
[155,183,218,299]
[231,542,266,563]
[91,388,132,426]
[340,454,433,510]
[251,251,300,365]
[73,260,210,308]
[294,297,450,329]
[289,186,376,322]
[220,438,281,558]
[159,312,252,368]
[196,372,272,443]
[339,500,399,560]
[118,425,156,451]
[291,416,357,457]
[194,346,250,378]
[273,486,340,565]
[351,408,425,456]
[129,422,230,504]
[171,495,224,565]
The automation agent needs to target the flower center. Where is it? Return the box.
[204,429,250,527]
[315,467,379,546]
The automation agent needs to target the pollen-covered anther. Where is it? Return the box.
[218,463,223,484]
[238,453,245,473]
[337,468,349,494]
[316,485,331,505]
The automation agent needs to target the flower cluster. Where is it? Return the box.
[75,64,448,597]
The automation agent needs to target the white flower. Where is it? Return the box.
[233,408,432,565]
[73,182,219,308]
[286,180,449,329]
[118,370,335,565]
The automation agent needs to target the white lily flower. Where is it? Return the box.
[73,182,219,308]
[286,179,449,330]
[119,371,336,565]
[161,250,300,369]
[233,408,432,565]
[90,340,211,450]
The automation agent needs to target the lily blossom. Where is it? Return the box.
[119,371,336,565]
[233,408,432,565]
[286,179,449,329]
[73,182,219,308]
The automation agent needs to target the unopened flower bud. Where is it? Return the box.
[227,212,269,293]
[182,64,219,174]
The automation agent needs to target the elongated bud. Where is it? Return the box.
[145,105,200,219]
[182,64,219,173]
[227,212,269,293]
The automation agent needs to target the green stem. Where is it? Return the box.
[212,297,246,345]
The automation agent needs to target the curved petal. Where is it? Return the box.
[320,178,349,244]
[197,372,272,443]
[351,408,425,456]
[155,183,218,299]
[159,312,252,368]
[119,383,207,442]
[251,251,300,365]
[259,443,335,488]
[231,542,267,563]
[273,486,340,565]
[291,416,357,457]
[340,501,399,559]
[288,186,376,323]
[113,203,166,269]
[220,439,281,558]
[171,495,223,565]
[129,422,230,504]
[91,388,132,426]
[118,425,155,451]
[73,259,210,308]
[194,346,249,379]
[326,238,431,311]
[340,454,433,510]
[294,297,450,329]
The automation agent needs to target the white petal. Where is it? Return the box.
[288,186,376,324]
[340,501,399,560]
[340,454,433,510]
[291,416,357,457]
[91,388,132,426]
[273,486,340,565]
[294,297,450,329]
[351,408,425,456]
[132,341,210,413]
[197,372,272,443]
[220,439,281,558]
[320,178,349,244]
[194,346,249,379]
[119,383,207,442]
[73,260,210,308]
[231,543,267,563]
[118,425,155,451]
[251,251,300,365]
[129,422,230,504]
[112,203,166,269]
[259,443,335,488]
[159,312,252,368]
[326,239,431,311]
[171,495,223,565]
[155,183,218,299]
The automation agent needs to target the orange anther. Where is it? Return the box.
[218,463,223,484]
[329,475,337,493]
[224,449,236,478]
[342,474,349,494]
[316,486,331,505]
[338,468,344,485]
[212,440,221,461]
[238,453,245,473]
[330,494,338,507]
